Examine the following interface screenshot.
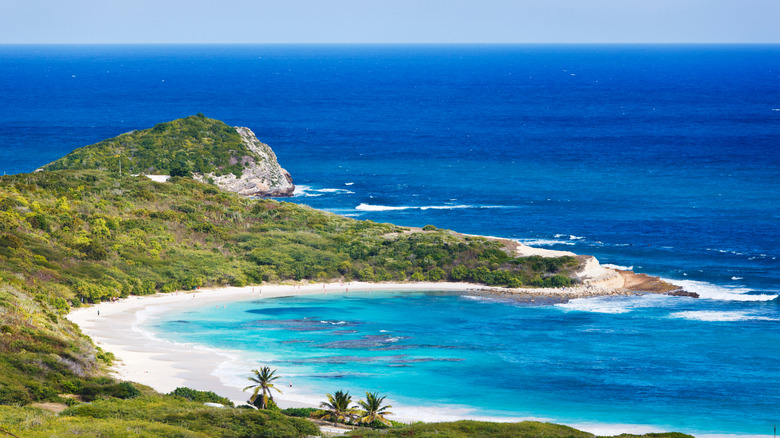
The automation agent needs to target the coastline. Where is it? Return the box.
[66,274,683,429]
[64,224,696,432]
[67,282,503,406]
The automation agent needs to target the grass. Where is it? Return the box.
[0,395,319,437]
[345,421,695,438]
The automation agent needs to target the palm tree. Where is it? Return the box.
[243,367,282,409]
[356,392,394,427]
[319,390,358,424]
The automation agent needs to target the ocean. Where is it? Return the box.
[2,44,779,436]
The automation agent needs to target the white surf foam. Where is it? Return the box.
[356,203,413,211]
[557,294,679,314]
[517,238,576,246]
[315,188,354,194]
[294,185,354,197]
[355,203,505,212]
[663,278,778,302]
[555,234,585,240]
[602,263,634,271]
[668,310,777,322]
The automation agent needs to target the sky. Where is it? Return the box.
[1,0,779,44]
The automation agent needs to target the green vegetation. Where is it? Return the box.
[168,387,234,407]
[41,114,259,179]
[355,392,394,427]
[344,421,695,438]
[0,395,319,437]
[319,390,359,424]
[243,367,282,409]
[0,167,578,314]
[279,407,320,418]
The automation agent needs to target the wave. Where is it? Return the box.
[556,294,679,314]
[706,247,745,256]
[516,238,576,246]
[662,278,778,302]
[668,311,777,322]
[294,185,354,197]
[602,263,634,271]
[355,203,506,212]
[554,234,585,241]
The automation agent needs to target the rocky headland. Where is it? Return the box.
[193,127,295,197]
[38,114,295,198]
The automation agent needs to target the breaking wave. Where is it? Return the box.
[516,238,576,246]
[294,185,354,197]
[663,279,778,302]
[355,203,506,212]
[668,311,777,322]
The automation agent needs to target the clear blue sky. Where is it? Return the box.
[1,0,779,44]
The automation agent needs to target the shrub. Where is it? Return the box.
[168,387,234,407]
[79,381,141,400]
[0,233,22,249]
[280,407,319,418]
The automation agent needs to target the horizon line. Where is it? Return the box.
[2,42,780,46]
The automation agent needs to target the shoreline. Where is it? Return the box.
[67,278,685,433]
[67,282,502,405]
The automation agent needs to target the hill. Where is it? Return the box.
[39,114,294,197]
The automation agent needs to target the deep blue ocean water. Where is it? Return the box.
[2,45,779,435]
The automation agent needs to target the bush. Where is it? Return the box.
[280,407,319,418]
[79,381,140,400]
[168,387,234,407]
[0,233,22,249]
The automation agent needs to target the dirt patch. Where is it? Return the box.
[29,402,68,414]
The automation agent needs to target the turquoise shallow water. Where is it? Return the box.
[149,290,780,436]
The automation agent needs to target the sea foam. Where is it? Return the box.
[294,185,354,197]
[355,203,504,212]
[664,279,778,302]
[557,294,679,314]
[517,238,576,246]
[668,311,777,322]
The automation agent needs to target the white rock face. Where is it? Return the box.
[515,242,624,288]
[194,127,295,197]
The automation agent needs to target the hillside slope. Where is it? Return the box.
[40,114,294,197]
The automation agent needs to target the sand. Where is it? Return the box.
[65,246,682,428]
[66,277,637,413]
[67,282,504,408]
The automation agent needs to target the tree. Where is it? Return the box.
[356,392,394,427]
[243,367,282,409]
[169,160,192,178]
[319,390,358,424]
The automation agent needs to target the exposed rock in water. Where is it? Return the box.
[617,270,696,297]
[194,127,295,197]
[665,289,700,298]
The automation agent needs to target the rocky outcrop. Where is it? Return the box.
[194,127,295,197]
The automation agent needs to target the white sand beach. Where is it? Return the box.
[66,274,633,417]
[67,282,489,407]
[65,242,677,429]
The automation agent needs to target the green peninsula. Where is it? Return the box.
[0,116,688,437]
